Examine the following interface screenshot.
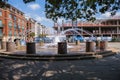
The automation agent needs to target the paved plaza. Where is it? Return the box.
[0,54,120,80]
[0,42,120,80]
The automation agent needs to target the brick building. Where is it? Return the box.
[0,1,27,42]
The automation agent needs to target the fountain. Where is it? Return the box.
[0,28,114,61]
[41,34,69,48]
[40,28,94,49]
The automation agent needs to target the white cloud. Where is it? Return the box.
[102,12,111,18]
[27,3,40,10]
[35,15,52,23]
[96,12,111,19]
[35,16,54,27]
[113,11,120,17]
[96,11,120,19]
[24,13,54,27]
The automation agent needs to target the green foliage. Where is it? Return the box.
[39,34,48,38]
[23,0,35,3]
[0,0,8,8]
[45,0,120,22]
[2,0,120,22]
[30,32,35,37]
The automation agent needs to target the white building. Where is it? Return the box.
[31,22,43,38]
[45,27,55,35]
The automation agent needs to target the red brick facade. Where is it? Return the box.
[0,2,36,42]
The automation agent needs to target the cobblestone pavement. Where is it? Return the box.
[0,53,120,80]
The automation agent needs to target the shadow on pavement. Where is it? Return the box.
[0,56,120,80]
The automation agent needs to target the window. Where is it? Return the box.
[0,29,2,36]
[9,14,12,19]
[9,30,12,36]
[14,23,17,29]
[14,31,17,36]
[22,26,24,30]
[8,22,12,28]
[0,10,2,16]
[0,20,2,27]
[13,16,16,20]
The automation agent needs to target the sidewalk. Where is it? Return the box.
[0,53,120,80]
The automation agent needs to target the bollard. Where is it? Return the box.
[26,42,36,54]
[6,42,15,52]
[86,41,95,52]
[58,42,67,54]
[100,41,108,51]
[1,41,6,49]
[75,40,80,45]
[39,41,44,46]
[96,40,100,49]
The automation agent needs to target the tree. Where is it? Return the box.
[23,0,35,3]
[30,32,35,38]
[39,34,48,38]
[45,0,120,22]
[1,0,120,22]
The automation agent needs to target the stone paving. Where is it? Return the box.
[0,42,120,80]
[108,42,120,52]
[0,53,120,80]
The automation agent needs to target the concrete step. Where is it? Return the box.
[96,50,112,55]
[0,53,96,61]
[101,52,116,57]
[0,51,117,61]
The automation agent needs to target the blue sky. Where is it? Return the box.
[8,0,54,28]
[8,0,120,27]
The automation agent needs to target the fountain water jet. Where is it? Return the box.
[41,28,94,49]
[41,34,68,48]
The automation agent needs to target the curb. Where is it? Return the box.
[0,50,117,61]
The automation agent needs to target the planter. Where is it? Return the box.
[100,41,108,51]
[86,41,95,52]
[6,42,15,52]
[58,42,67,54]
[75,40,80,45]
